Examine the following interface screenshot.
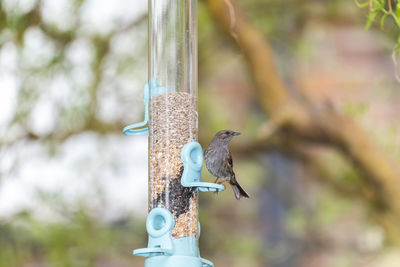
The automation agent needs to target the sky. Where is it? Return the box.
[0,0,149,221]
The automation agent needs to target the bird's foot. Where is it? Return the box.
[217,178,230,184]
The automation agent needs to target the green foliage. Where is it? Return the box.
[355,0,400,51]
[0,209,145,267]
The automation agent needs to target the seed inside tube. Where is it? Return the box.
[149,92,198,239]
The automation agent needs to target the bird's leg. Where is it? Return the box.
[219,177,230,184]
[213,178,221,194]
[214,177,229,194]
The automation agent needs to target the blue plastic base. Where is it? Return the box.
[145,255,203,267]
[134,236,213,267]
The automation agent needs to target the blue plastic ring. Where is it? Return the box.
[146,208,174,238]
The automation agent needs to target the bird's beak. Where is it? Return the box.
[232,131,241,136]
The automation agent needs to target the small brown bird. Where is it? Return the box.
[204,130,250,200]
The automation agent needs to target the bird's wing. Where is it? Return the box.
[223,151,236,181]
[227,151,233,167]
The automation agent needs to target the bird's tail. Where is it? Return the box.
[230,181,250,200]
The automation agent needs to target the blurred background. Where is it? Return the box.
[1,0,400,266]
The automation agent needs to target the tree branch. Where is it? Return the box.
[205,0,400,243]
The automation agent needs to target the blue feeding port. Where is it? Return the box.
[123,78,168,136]
[181,141,225,192]
[133,207,174,257]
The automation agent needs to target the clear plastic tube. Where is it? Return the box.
[148,0,198,239]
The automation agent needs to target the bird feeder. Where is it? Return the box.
[123,0,224,266]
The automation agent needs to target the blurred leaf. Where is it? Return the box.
[381,13,389,29]
[354,0,369,8]
[366,11,378,30]
[372,0,385,10]
[397,2,400,17]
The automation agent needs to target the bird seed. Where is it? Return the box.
[149,92,199,239]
